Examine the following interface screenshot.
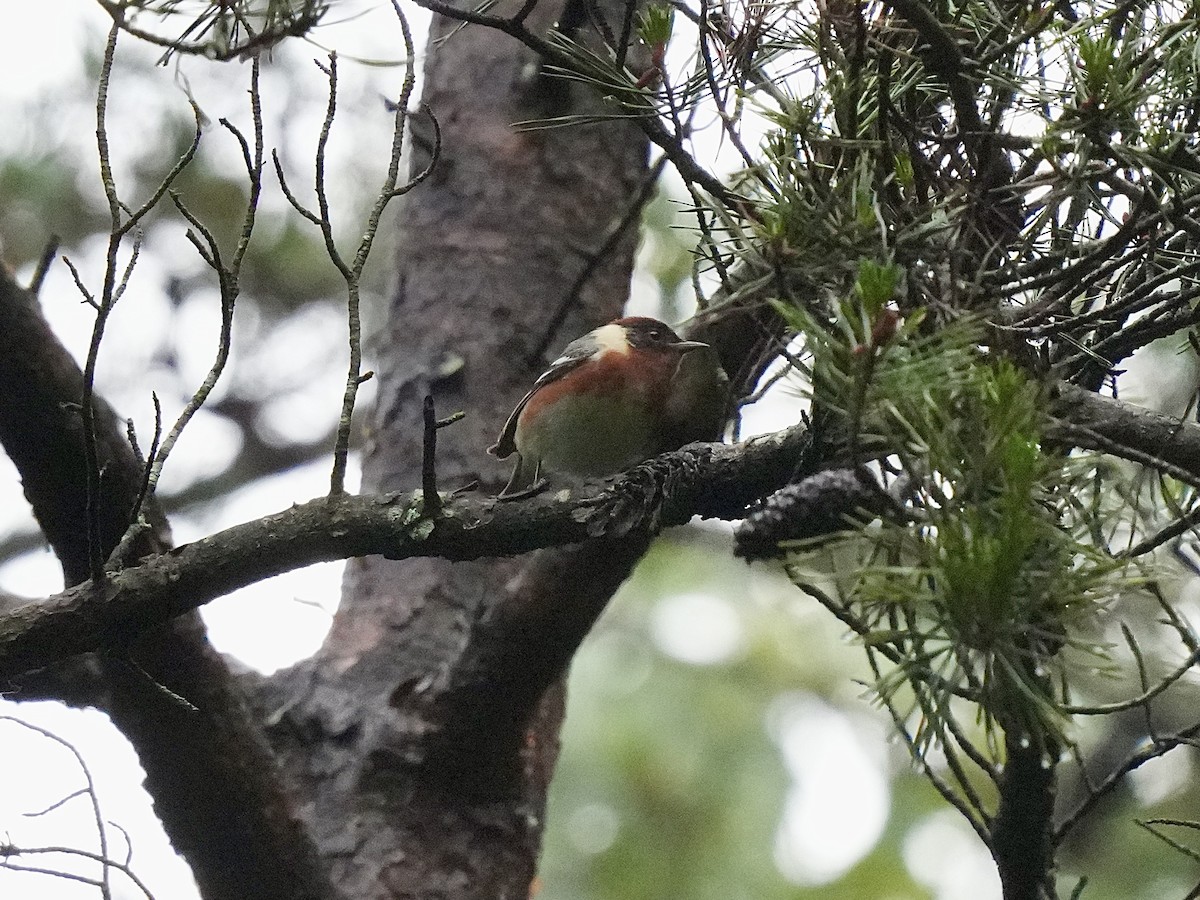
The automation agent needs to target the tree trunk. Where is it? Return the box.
[259,3,650,895]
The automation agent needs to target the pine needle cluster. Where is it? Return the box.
[780,285,1128,755]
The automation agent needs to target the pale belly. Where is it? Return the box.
[515,395,657,478]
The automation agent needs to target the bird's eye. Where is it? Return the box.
[647,329,662,341]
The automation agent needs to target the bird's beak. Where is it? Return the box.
[672,340,710,353]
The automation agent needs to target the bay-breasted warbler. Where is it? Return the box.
[489,316,729,496]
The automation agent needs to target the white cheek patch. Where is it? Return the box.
[542,323,629,378]
[591,323,628,355]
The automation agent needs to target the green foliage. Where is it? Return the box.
[636,4,674,48]
[0,157,106,265]
[753,149,886,281]
[779,293,1128,752]
[854,259,901,315]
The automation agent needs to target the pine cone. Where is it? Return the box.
[735,468,885,560]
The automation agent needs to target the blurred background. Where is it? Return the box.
[1,3,1198,898]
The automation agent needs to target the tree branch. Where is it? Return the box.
[992,727,1057,900]
[1051,383,1200,480]
[5,376,1199,688]
[0,425,809,684]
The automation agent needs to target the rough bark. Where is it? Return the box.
[0,271,168,584]
[993,729,1057,900]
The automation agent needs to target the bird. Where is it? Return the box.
[490,316,729,497]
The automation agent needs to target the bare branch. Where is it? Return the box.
[143,58,264,505]
[28,237,59,297]
[0,716,114,899]
[0,425,811,682]
[78,24,202,582]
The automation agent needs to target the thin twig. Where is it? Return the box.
[319,0,433,495]
[78,25,203,583]
[141,59,265,510]
[21,788,90,818]
[0,846,154,899]
[79,22,125,584]
[1056,721,1200,845]
[0,717,113,900]
[420,399,466,517]
[1120,507,1200,559]
[422,396,441,515]
[1060,645,1200,715]
[1052,420,1200,490]
[95,0,321,64]
[28,236,59,297]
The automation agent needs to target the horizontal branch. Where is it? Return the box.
[1052,383,1200,480]
[0,426,810,683]
[4,381,1198,686]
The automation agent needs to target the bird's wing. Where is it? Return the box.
[488,333,597,458]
